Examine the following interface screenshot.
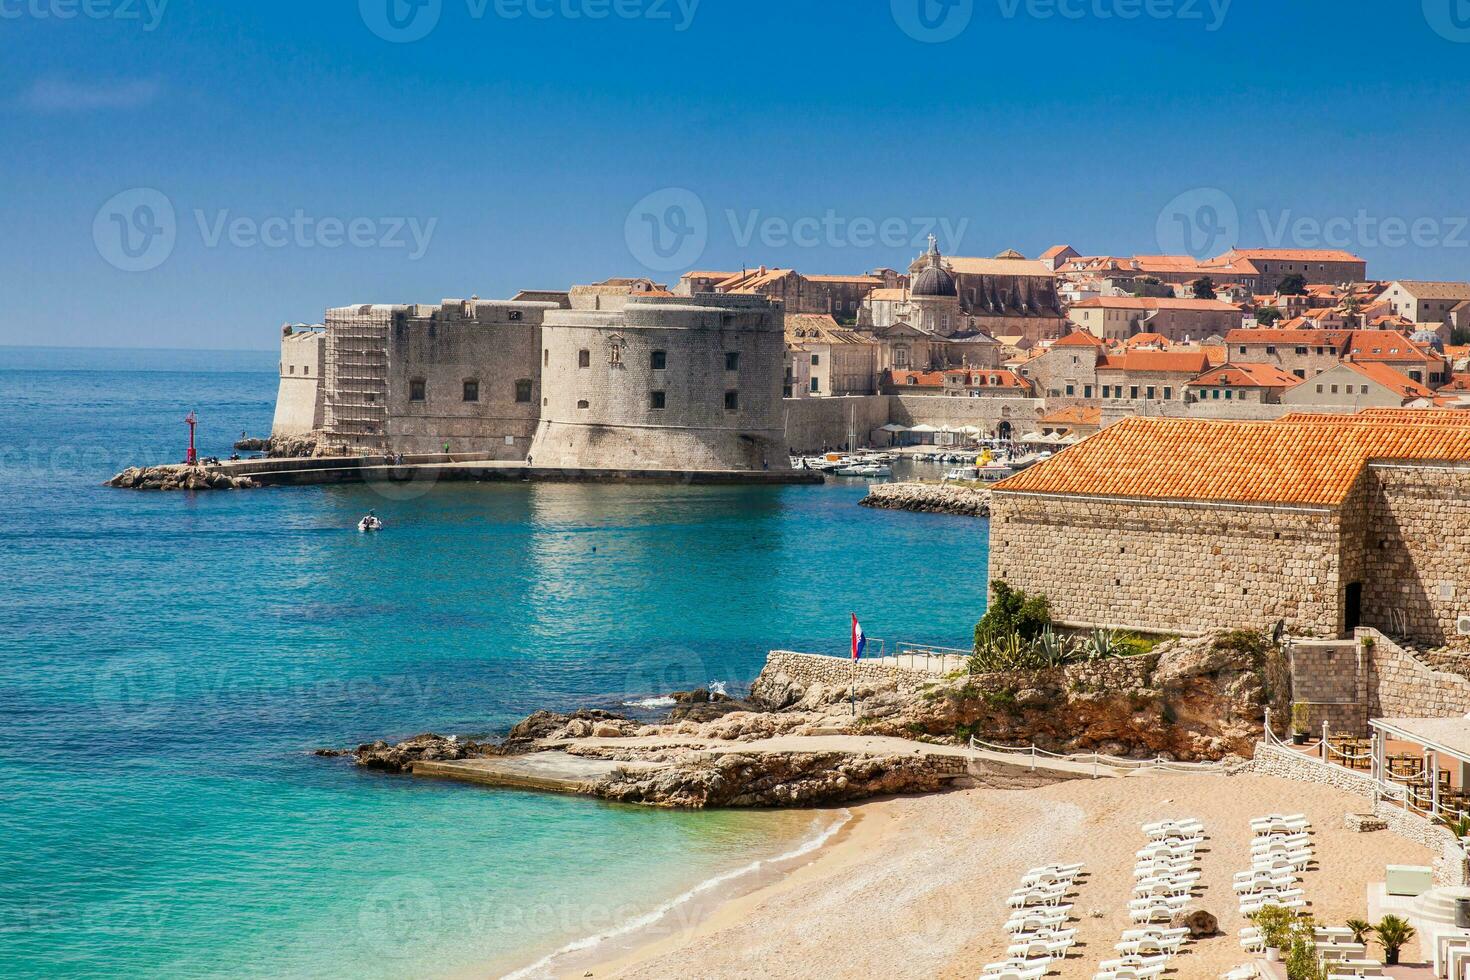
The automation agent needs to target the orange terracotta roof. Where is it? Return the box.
[1439,374,1470,393]
[1039,405,1103,426]
[1123,333,1172,348]
[1188,363,1303,388]
[1277,409,1470,425]
[992,416,1470,506]
[1052,330,1107,348]
[1098,350,1212,374]
[1226,248,1366,263]
[1225,329,1354,349]
[1070,296,1240,311]
[1341,361,1434,399]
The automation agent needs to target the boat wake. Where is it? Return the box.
[502,809,852,979]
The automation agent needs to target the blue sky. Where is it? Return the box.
[4,0,1470,350]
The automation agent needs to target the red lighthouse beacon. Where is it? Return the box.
[184,411,198,466]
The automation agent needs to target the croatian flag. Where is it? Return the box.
[851,613,866,661]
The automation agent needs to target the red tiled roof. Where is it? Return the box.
[1098,350,1213,374]
[1225,329,1354,349]
[1226,248,1366,263]
[1188,363,1303,388]
[1341,361,1434,400]
[1039,405,1102,426]
[992,416,1470,506]
[1070,297,1240,311]
[1052,330,1107,348]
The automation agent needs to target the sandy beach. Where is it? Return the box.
[558,768,1434,980]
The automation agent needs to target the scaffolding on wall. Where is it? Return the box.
[323,305,393,451]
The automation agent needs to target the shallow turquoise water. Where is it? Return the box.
[0,347,989,978]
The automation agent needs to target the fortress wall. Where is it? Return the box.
[271,330,325,436]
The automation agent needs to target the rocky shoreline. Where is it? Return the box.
[319,632,1272,808]
[105,465,258,491]
[860,481,991,517]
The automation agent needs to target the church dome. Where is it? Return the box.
[911,263,957,298]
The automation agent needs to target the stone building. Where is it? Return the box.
[528,294,790,471]
[784,313,878,397]
[989,413,1470,646]
[902,240,1069,342]
[1066,296,1243,343]
[271,324,326,436]
[321,298,561,455]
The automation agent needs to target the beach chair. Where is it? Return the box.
[1239,927,1265,953]
[1128,894,1188,911]
[1133,880,1193,899]
[1239,895,1306,915]
[1233,876,1295,894]
[1115,934,1185,956]
[1137,871,1200,887]
[1144,817,1203,835]
[1093,964,1167,980]
[1129,903,1183,924]
[1122,926,1189,941]
[1007,936,1073,959]
[1005,909,1071,933]
[1221,967,1259,980]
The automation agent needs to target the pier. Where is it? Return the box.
[133,453,825,489]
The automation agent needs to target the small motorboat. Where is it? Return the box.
[943,466,980,482]
[357,515,384,533]
[836,463,892,478]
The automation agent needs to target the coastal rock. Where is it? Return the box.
[1169,907,1219,938]
[348,733,491,773]
[233,436,270,451]
[105,464,258,491]
[590,750,959,809]
[267,433,321,459]
[859,482,991,517]
[500,709,636,751]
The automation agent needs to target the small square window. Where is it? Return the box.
[725,352,740,371]
[508,310,522,321]
[650,390,666,409]
[462,380,479,402]
[576,399,590,410]
[651,350,667,370]
[724,390,739,411]
[514,379,532,403]
[409,379,426,402]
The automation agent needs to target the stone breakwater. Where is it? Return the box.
[105,465,257,491]
[860,482,991,517]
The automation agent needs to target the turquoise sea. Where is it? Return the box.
[0,346,990,979]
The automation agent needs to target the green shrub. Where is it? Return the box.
[975,581,1051,650]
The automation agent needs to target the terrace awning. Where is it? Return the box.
[877,423,909,432]
[1371,717,1470,766]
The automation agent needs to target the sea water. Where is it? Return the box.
[0,347,989,979]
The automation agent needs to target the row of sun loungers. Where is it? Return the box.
[981,862,1086,979]
[1235,813,1314,928]
[1091,818,1205,980]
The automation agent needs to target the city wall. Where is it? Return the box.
[988,493,1345,637]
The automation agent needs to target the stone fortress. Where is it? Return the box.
[272,289,792,474]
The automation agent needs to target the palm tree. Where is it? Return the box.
[1344,918,1372,944]
[1373,914,1416,965]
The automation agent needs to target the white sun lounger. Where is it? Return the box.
[1123,926,1189,941]
[1007,937,1073,959]
[1093,965,1166,980]
[1239,896,1306,915]
[1116,934,1185,956]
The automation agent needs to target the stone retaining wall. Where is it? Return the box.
[1249,741,1379,798]
[763,650,946,697]
[762,648,1159,700]
[1365,630,1470,719]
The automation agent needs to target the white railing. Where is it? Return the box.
[968,735,1226,777]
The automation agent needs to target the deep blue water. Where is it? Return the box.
[0,347,989,979]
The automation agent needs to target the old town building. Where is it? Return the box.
[989,412,1470,645]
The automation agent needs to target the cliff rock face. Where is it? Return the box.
[750,632,1275,761]
[331,732,493,773]
[106,465,257,491]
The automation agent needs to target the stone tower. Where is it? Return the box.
[529,293,790,472]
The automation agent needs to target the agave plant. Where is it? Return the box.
[1437,813,1470,840]
[1082,627,1125,662]
[1033,627,1075,668]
